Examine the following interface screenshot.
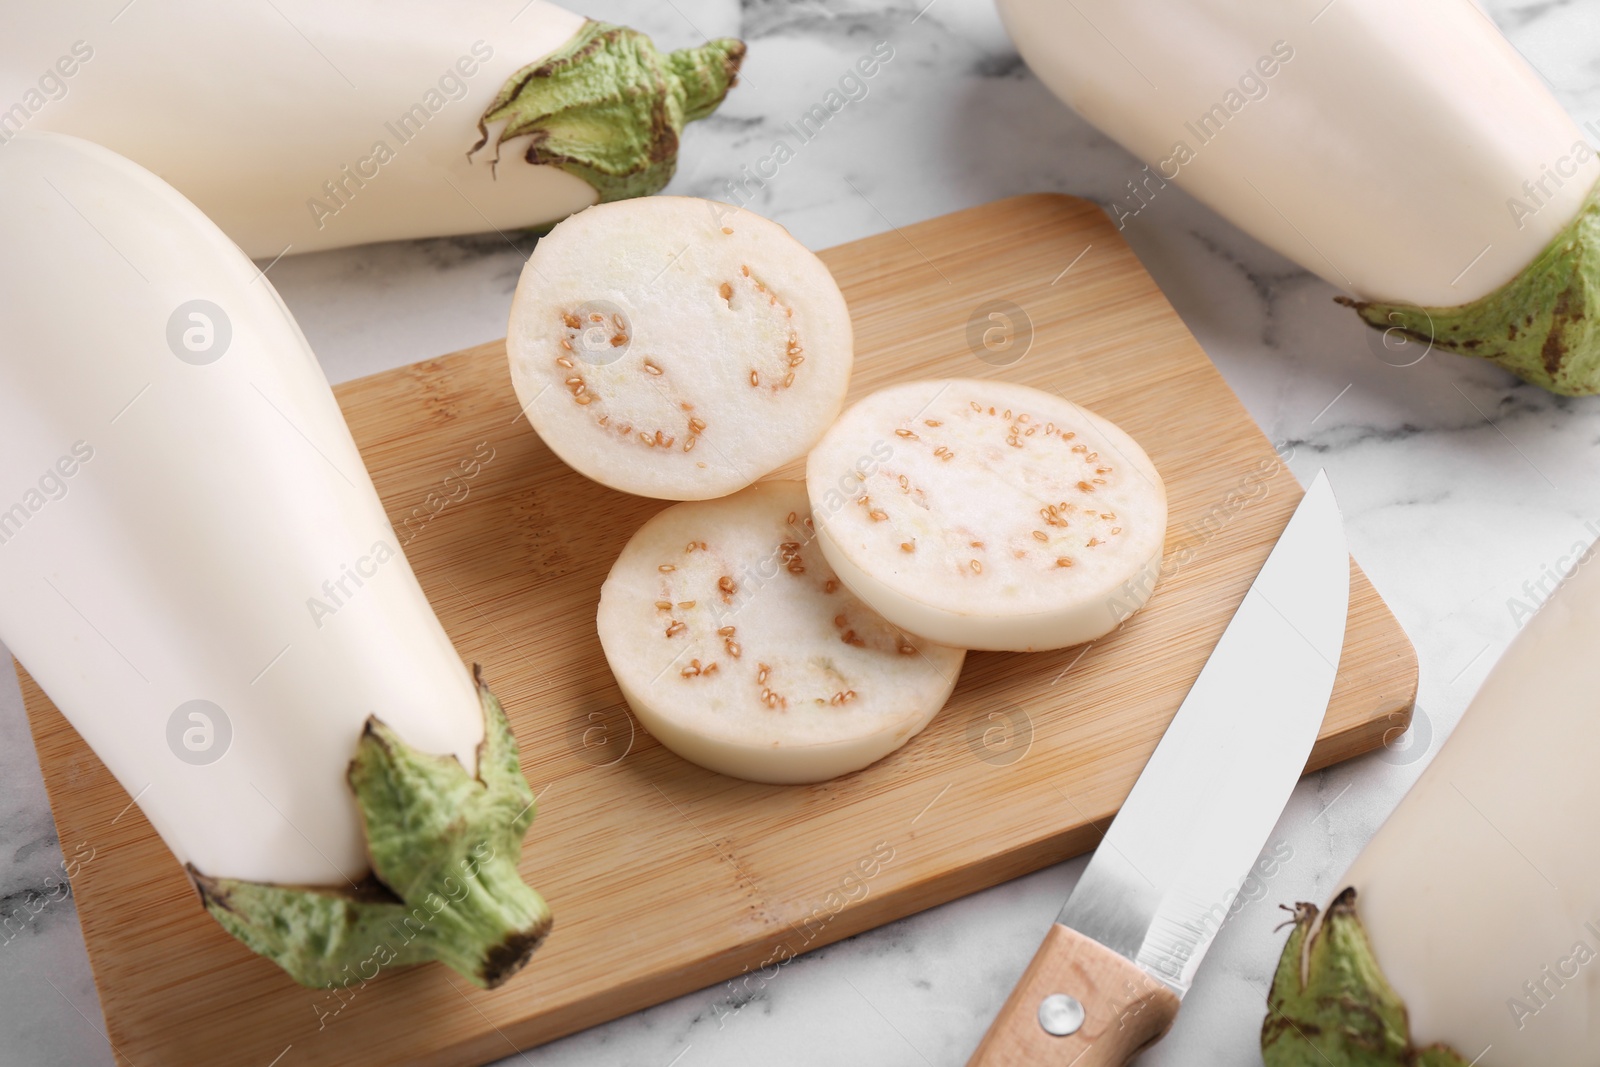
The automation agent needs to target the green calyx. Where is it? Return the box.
[191,668,550,990]
[472,20,746,203]
[1263,888,1469,1067]
[1339,179,1600,396]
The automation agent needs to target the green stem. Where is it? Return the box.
[401,841,551,987]
[192,669,551,990]
[1339,179,1600,396]
[472,20,746,203]
[1262,888,1470,1066]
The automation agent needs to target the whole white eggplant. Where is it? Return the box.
[0,132,548,989]
[1,1,743,256]
[1263,537,1600,1065]
[999,0,1600,395]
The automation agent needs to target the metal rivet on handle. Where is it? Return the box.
[1038,993,1085,1036]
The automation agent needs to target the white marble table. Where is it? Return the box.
[5,0,1599,1063]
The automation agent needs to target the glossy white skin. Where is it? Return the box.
[0,134,483,886]
[596,482,964,784]
[806,380,1166,653]
[997,0,1600,306]
[3,1,595,257]
[1341,541,1600,1063]
[508,198,853,500]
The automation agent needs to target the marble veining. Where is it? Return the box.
[5,0,1600,1063]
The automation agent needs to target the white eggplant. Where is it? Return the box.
[2,2,743,257]
[999,0,1600,395]
[507,197,854,501]
[0,132,549,989]
[805,380,1166,652]
[596,481,964,783]
[1263,539,1600,1065]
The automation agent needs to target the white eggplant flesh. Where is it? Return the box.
[1318,543,1600,1063]
[2,2,744,257]
[596,481,965,783]
[999,0,1600,395]
[507,197,854,501]
[805,380,1166,652]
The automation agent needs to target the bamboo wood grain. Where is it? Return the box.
[18,194,1417,1067]
[967,925,1179,1066]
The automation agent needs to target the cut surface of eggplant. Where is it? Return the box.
[806,379,1166,652]
[508,197,853,500]
[596,481,964,783]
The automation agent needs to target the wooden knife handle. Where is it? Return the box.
[966,924,1180,1066]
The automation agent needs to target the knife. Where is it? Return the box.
[967,469,1349,1065]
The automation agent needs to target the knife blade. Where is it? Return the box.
[968,468,1349,1066]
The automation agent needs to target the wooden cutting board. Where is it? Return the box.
[20,194,1417,1067]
